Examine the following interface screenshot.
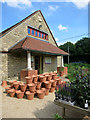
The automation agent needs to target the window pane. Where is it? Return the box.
[28,28,30,34]
[39,32,41,37]
[36,31,38,36]
[42,33,44,38]
[32,29,34,35]
[45,57,51,64]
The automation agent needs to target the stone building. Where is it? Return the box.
[0,10,69,81]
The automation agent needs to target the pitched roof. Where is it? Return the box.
[9,37,69,56]
[0,10,58,46]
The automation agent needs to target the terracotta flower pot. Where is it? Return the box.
[20,83,27,92]
[51,80,57,87]
[41,88,46,95]
[52,74,57,80]
[5,87,11,94]
[9,89,15,97]
[39,76,46,82]
[13,82,19,90]
[36,82,42,90]
[56,79,61,85]
[45,75,52,81]
[2,80,7,87]
[45,89,50,96]
[43,73,49,76]
[37,90,45,99]
[44,81,51,89]
[9,81,17,88]
[26,91,34,100]
[16,90,24,99]
[28,83,36,92]
[50,87,55,93]
[25,77,32,84]
[60,71,64,76]
[32,75,38,83]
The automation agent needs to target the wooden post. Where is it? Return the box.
[62,107,65,118]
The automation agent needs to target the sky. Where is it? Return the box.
[0,0,89,46]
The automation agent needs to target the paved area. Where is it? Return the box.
[1,85,87,119]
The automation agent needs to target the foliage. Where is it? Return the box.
[59,42,75,55]
[70,68,90,107]
[57,63,90,108]
[65,63,90,82]
[54,113,64,120]
[59,37,90,63]
[75,37,90,55]
[59,67,64,72]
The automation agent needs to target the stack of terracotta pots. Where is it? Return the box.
[4,72,64,100]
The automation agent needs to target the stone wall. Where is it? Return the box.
[43,56,57,73]
[1,11,57,51]
[0,53,8,80]
[1,11,61,80]
[7,52,27,79]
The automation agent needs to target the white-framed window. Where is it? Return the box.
[45,57,51,64]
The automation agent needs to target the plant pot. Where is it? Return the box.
[39,76,46,82]
[32,75,38,83]
[2,80,7,87]
[9,81,17,88]
[44,81,51,89]
[28,83,36,92]
[45,75,52,81]
[37,90,45,99]
[51,80,57,87]
[41,88,46,95]
[16,90,24,99]
[60,71,64,76]
[9,81,14,88]
[56,79,61,85]
[13,82,19,90]
[20,83,27,92]
[50,87,55,93]
[26,91,34,100]
[52,74,57,80]
[5,87,11,94]
[45,89,50,96]
[36,82,42,90]
[9,89,15,97]
[25,77,32,84]
[43,73,49,76]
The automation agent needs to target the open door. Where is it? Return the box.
[35,56,43,74]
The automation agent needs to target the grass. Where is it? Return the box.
[65,63,90,82]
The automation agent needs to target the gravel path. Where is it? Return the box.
[1,86,85,119]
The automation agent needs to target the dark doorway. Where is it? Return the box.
[35,56,43,74]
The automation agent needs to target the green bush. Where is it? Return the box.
[65,63,90,82]
[54,113,64,120]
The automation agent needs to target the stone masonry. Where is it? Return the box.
[1,11,62,80]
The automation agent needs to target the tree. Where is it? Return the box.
[59,37,90,63]
[59,42,75,55]
[75,37,90,55]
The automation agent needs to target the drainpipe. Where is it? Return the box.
[61,55,64,67]
[27,51,32,70]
